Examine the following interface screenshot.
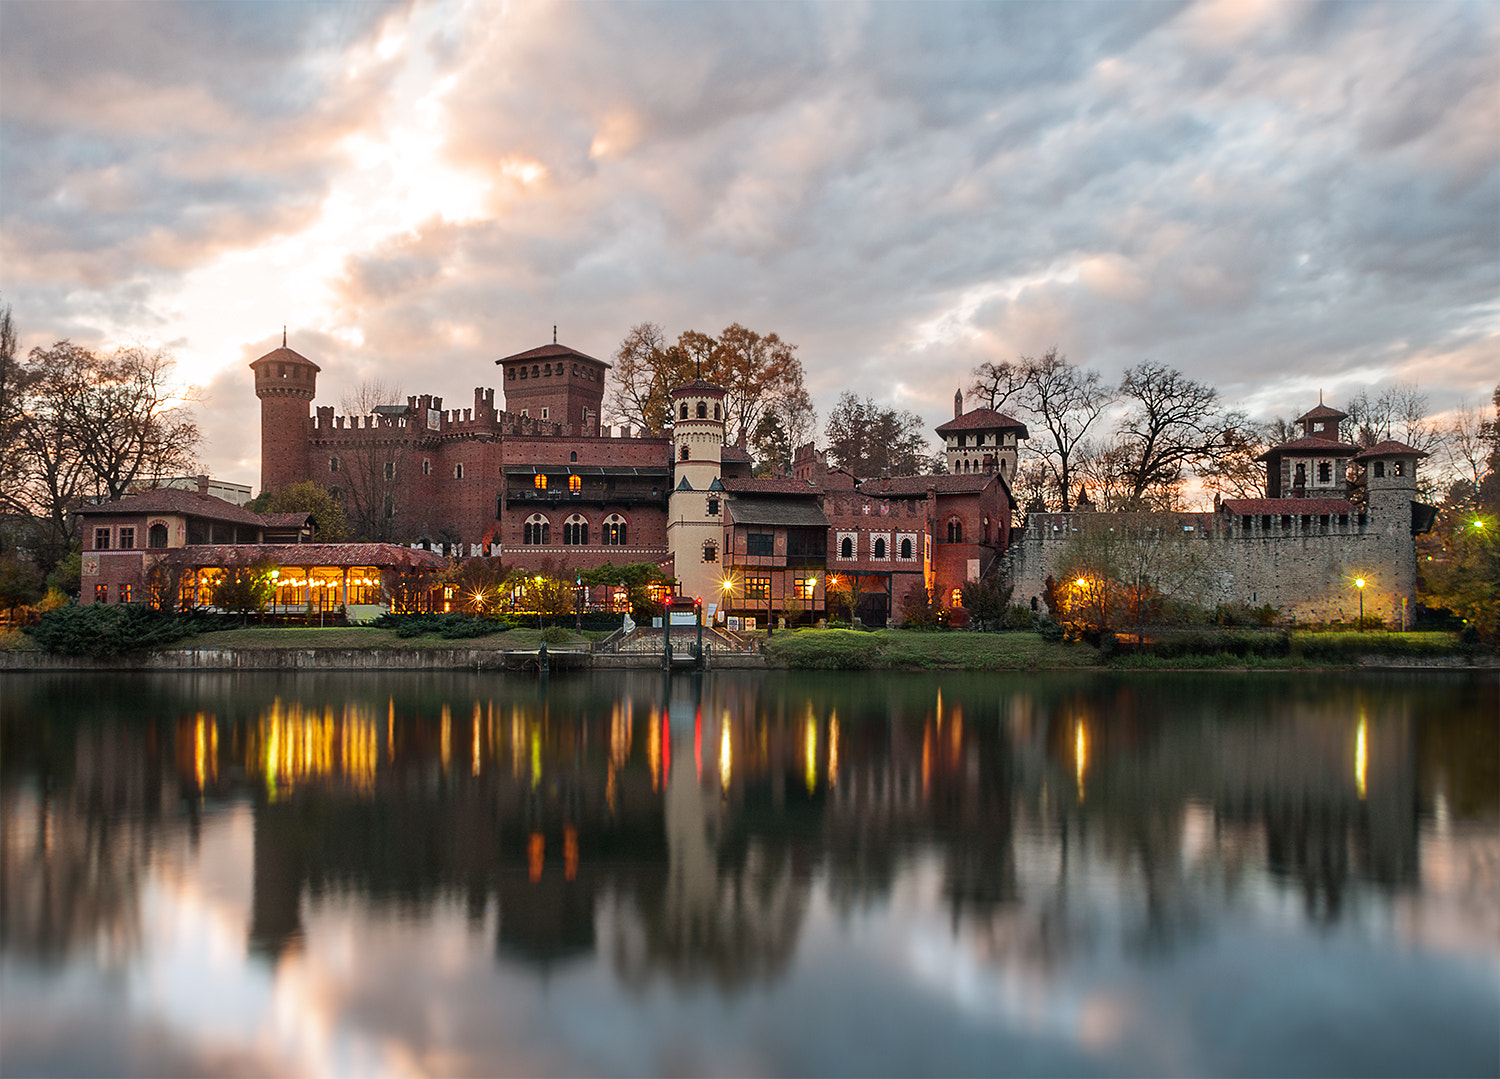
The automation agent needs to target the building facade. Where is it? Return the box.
[1003,403,1432,625]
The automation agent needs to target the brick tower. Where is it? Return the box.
[250,336,319,495]
[494,337,608,434]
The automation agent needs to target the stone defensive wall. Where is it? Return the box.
[1004,507,1417,625]
[310,388,662,445]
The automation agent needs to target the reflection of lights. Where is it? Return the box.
[441,703,451,773]
[564,825,578,882]
[193,712,218,791]
[530,726,541,789]
[256,700,377,799]
[805,712,817,795]
[828,712,839,788]
[1075,720,1088,802]
[528,832,544,883]
[1356,717,1368,800]
[472,703,481,777]
[648,707,662,791]
[719,714,732,792]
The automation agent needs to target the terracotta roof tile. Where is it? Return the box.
[178,544,447,569]
[1353,439,1428,460]
[720,445,753,462]
[934,409,1029,436]
[77,489,268,526]
[856,474,997,497]
[721,477,819,495]
[1296,403,1347,422]
[495,342,611,367]
[1257,436,1359,459]
[671,379,726,396]
[248,346,320,372]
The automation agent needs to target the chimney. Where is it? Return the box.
[196,475,210,496]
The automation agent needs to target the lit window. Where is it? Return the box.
[602,514,628,545]
[569,475,582,494]
[745,575,770,600]
[1394,461,1405,476]
[950,588,963,607]
[95,583,108,603]
[118,583,132,603]
[534,474,547,490]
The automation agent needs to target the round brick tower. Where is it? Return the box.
[250,339,320,495]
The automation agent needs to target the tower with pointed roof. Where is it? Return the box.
[495,341,608,434]
[667,379,728,603]
[251,336,320,494]
[935,389,1029,481]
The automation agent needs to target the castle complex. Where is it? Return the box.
[250,336,1428,627]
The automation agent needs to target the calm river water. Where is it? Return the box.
[1,670,1496,1077]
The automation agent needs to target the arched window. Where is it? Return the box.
[563,514,588,545]
[569,451,578,463]
[569,474,582,494]
[531,365,539,378]
[148,523,168,548]
[873,537,887,559]
[947,518,963,542]
[602,514,628,546]
[1295,463,1306,483]
[680,403,689,420]
[680,444,690,461]
[534,474,547,490]
[697,401,707,418]
[841,536,854,559]
[524,514,550,545]
[900,537,912,560]
[714,404,721,420]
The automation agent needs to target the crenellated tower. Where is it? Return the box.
[251,337,320,495]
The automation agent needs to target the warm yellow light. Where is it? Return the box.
[1075,577,1087,588]
[1355,578,1365,589]
[721,578,734,593]
[1356,717,1368,800]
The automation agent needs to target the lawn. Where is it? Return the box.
[762,628,1100,670]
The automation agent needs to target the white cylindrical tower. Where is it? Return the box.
[667,380,728,603]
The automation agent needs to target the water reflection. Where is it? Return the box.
[2,671,1496,1076]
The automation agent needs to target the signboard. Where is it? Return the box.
[669,610,697,626]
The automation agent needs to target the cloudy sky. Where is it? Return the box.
[2,0,1496,492]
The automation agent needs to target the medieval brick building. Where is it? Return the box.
[253,339,1020,624]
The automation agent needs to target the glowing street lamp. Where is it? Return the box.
[1355,577,1366,630]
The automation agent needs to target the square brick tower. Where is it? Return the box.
[495,339,608,433]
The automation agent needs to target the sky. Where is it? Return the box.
[2,0,1496,494]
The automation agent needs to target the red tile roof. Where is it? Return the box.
[1353,440,1428,460]
[720,445,753,463]
[495,342,610,367]
[1296,403,1347,423]
[671,379,726,396]
[179,544,447,569]
[259,512,313,527]
[721,477,820,495]
[935,408,1029,436]
[1222,498,1359,516]
[1257,436,1359,459]
[77,489,268,525]
[857,474,997,497]
[249,346,320,372]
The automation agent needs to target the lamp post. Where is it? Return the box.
[1355,578,1365,630]
[574,570,582,632]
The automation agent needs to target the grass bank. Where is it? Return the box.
[188,626,595,651]
[763,627,1479,671]
[762,628,1100,670]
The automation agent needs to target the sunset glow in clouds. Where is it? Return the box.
[1,0,1495,490]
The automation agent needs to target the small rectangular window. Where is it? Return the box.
[540,408,549,420]
[708,497,720,516]
[454,463,464,479]
[118,527,135,550]
[383,461,394,480]
[118,583,131,603]
[95,583,108,603]
[747,533,774,556]
[330,456,339,472]
[1281,515,1292,530]
[745,575,770,600]
[94,528,110,550]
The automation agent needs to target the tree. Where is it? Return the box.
[1197,421,1272,502]
[6,339,200,572]
[960,574,1014,631]
[1015,348,1113,513]
[968,359,1026,413]
[1418,502,1498,644]
[900,582,939,627]
[249,480,350,541]
[210,553,277,623]
[824,393,931,476]
[1444,391,1497,504]
[1342,384,1443,454]
[338,378,406,541]
[1113,361,1227,509]
[608,322,689,435]
[1052,514,1215,637]
[607,323,811,449]
[751,413,794,476]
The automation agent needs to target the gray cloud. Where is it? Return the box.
[2,0,1495,492]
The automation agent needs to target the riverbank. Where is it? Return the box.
[2,625,1493,672]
